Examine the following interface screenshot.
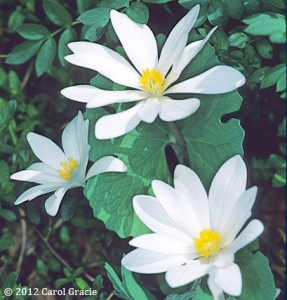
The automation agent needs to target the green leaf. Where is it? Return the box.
[75,278,90,290]
[0,237,15,251]
[93,275,103,291]
[5,40,43,65]
[143,0,172,3]
[77,0,98,14]
[165,292,194,300]
[192,285,213,300]
[0,100,17,134]
[236,246,276,299]
[35,37,56,76]
[126,2,149,24]
[16,23,50,40]
[222,0,243,19]
[43,0,73,26]
[179,0,209,9]
[243,0,261,14]
[58,28,76,66]
[8,7,25,32]
[121,267,150,300]
[2,272,18,289]
[270,0,285,9]
[228,32,250,49]
[0,209,17,222]
[98,0,129,9]
[207,0,227,25]
[243,13,286,43]
[78,7,111,26]
[256,39,273,59]
[260,64,286,89]
[105,263,130,299]
[273,168,286,187]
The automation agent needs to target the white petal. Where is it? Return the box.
[14,184,61,205]
[137,98,160,123]
[110,10,158,73]
[133,195,193,243]
[210,263,242,296]
[207,278,225,300]
[27,162,59,176]
[27,132,67,170]
[227,219,264,254]
[44,186,69,216]
[165,66,246,94]
[151,180,199,237]
[165,262,210,288]
[95,104,142,139]
[166,26,218,86]
[85,156,127,181]
[159,96,200,122]
[174,164,210,229]
[129,234,192,255]
[122,248,187,274]
[62,112,86,162]
[66,42,140,89]
[157,5,200,77]
[10,170,65,184]
[208,155,247,232]
[62,85,146,108]
[221,187,258,245]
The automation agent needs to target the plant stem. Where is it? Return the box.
[168,122,190,166]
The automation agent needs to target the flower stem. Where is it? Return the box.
[168,122,190,166]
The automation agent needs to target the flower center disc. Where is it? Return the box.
[58,157,78,181]
[139,68,166,95]
[194,229,221,258]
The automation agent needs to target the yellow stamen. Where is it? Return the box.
[139,68,166,95]
[194,229,221,258]
[58,157,78,181]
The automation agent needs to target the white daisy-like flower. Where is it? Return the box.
[121,155,264,299]
[10,112,127,216]
[61,5,245,139]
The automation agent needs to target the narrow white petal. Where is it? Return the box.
[174,164,210,229]
[110,10,158,73]
[133,195,193,243]
[210,263,242,296]
[166,26,218,86]
[227,219,264,254]
[95,104,142,139]
[62,112,85,162]
[157,5,200,77]
[221,187,258,245]
[165,66,246,94]
[85,156,127,181]
[61,85,100,103]
[159,96,200,122]
[14,184,61,205]
[207,278,225,300]
[27,132,67,170]
[122,248,187,274]
[136,98,160,123]
[129,234,192,255]
[44,186,69,216]
[62,85,146,108]
[165,262,210,288]
[209,155,247,232]
[10,170,65,184]
[27,162,59,176]
[151,180,200,237]
[87,90,146,108]
[66,42,140,88]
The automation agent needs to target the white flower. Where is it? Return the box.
[121,155,264,299]
[61,5,245,139]
[10,111,127,216]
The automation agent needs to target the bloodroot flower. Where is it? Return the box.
[61,5,245,139]
[121,155,264,299]
[10,112,127,216]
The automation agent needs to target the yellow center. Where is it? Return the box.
[139,68,166,95]
[194,229,221,258]
[58,157,78,181]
